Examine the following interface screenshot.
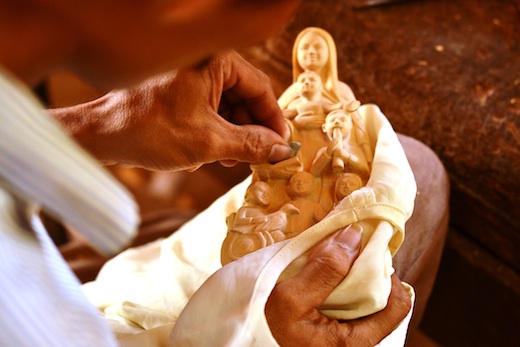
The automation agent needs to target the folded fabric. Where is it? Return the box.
[84,104,417,346]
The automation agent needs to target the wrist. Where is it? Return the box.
[48,91,129,165]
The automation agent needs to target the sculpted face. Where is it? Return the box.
[289,172,314,196]
[323,111,352,137]
[296,31,330,72]
[248,182,271,207]
[335,174,362,200]
[297,71,323,99]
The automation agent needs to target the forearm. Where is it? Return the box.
[48,85,152,167]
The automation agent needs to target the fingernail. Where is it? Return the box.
[268,144,294,163]
[335,224,363,254]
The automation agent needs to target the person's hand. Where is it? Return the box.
[265,225,412,347]
[51,51,293,171]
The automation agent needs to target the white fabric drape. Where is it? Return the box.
[84,104,417,346]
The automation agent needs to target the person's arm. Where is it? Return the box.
[266,225,412,347]
[49,51,293,171]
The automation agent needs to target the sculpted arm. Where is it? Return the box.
[283,108,298,120]
[234,207,268,225]
[292,115,326,129]
[309,138,341,176]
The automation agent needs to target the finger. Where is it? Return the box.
[186,164,202,172]
[277,224,363,310]
[220,52,290,139]
[219,159,238,167]
[213,119,294,163]
[348,275,412,346]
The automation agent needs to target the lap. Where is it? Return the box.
[394,134,450,330]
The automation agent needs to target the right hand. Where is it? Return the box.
[52,51,293,171]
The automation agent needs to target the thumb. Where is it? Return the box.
[220,123,294,164]
[286,224,363,308]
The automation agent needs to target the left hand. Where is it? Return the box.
[51,51,293,171]
[265,225,412,347]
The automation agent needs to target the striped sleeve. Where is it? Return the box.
[0,68,138,255]
[0,189,120,346]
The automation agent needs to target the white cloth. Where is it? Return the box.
[0,68,138,346]
[84,104,417,346]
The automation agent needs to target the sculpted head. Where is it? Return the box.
[288,171,315,198]
[292,28,338,84]
[296,31,330,72]
[296,71,323,100]
[334,173,363,201]
[245,181,272,207]
[322,110,353,137]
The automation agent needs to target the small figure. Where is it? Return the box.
[221,182,299,265]
[321,107,370,177]
[284,71,336,127]
[284,171,328,237]
[283,70,335,170]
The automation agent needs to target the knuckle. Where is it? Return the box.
[269,283,300,311]
[394,288,412,316]
[203,131,224,160]
[255,69,271,84]
[334,328,358,347]
[336,326,375,347]
[242,130,266,162]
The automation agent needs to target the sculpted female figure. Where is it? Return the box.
[279,27,372,168]
[221,181,298,265]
